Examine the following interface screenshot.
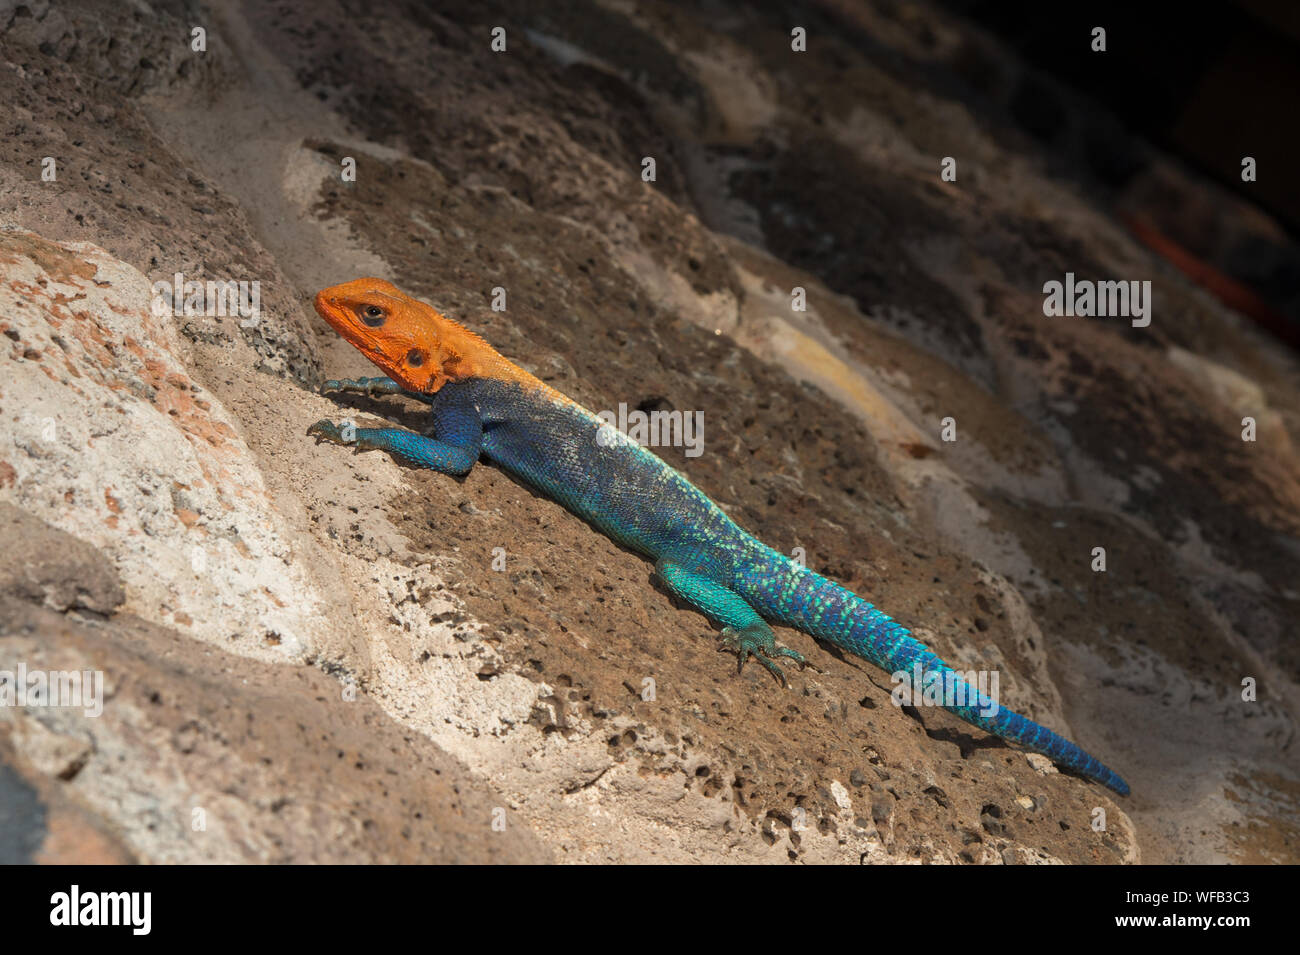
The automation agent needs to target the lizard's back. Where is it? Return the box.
[450,377,761,567]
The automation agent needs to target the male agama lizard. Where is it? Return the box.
[308,278,1130,795]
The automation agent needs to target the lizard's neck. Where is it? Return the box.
[433,326,583,412]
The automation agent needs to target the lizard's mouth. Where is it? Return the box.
[313,290,345,329]
[313,291,372,350]
[313,290,414,383]
[314,292,375,360]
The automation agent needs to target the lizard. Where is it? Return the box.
[307,277,1130,796]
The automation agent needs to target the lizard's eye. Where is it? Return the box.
[406,349,425,367]
[360,304,386,327]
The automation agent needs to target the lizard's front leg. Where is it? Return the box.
[308,421,479,474]
[321,375,401,395]
[321,376,434,403]
[310,386,483,475]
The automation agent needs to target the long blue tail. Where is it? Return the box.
[759,563,1129,795]
[874,631,1130,795]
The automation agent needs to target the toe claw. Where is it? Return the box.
[307,419,343,444]
[760,656,788,688]
[720,624,800,688]
[775,646,807,668]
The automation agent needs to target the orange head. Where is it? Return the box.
[314,278,501,394]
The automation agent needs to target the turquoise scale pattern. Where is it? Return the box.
[744,556,1130,795]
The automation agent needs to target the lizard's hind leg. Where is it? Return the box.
[655,556,806,687]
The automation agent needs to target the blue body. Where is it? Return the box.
[320,374,1129,795]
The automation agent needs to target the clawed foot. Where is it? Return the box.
[307,418,354,446]
[720,624,808,688]
[321,377,393,398]
[322,377,369,396]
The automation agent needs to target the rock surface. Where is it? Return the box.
[1,0,1296,863]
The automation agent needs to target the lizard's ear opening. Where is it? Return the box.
[399,346,446,394]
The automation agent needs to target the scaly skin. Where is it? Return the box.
[309,278,1130,796]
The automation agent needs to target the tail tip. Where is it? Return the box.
[1099,768,1130,796]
